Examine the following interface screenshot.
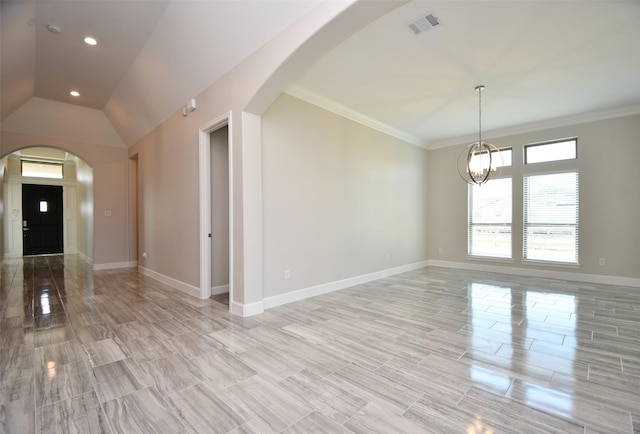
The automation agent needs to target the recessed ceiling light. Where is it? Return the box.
[83,36,97,46]
[70,91,80,97]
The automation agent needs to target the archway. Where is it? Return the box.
[0,146,94,263]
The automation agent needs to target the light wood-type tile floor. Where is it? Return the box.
[1,255,639,433]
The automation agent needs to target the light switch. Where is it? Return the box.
[104,210,112,217]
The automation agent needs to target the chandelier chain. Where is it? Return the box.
[476,85,484,145]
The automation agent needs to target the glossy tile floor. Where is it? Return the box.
[1,255,639,433]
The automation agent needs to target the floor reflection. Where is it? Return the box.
[468,281,580,426]
[1,258,638,433]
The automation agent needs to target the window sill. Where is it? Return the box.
[467,255,514,264]
[522,259,580,269]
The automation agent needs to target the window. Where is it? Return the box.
[468,177,512,259]
[524,139,577,164]
[492,147,512,168]
[21,161,63,179]
[523,172,579,264]
[467,147,513,172]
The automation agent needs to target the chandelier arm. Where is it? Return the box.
[483,146,492,184]
[467,144,479,184]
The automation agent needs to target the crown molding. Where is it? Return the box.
[428,104,640,149]
[284,85,427,149]
[284,86,640,152]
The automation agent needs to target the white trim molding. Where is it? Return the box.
[230,300,264,317]
[428,260,640,288]
[429,104,640,149]
[94,261,137,271]
[262,260,429,310]
[138,265,201,298]
[212,284,229,295]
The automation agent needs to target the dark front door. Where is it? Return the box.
[22,184,64,256]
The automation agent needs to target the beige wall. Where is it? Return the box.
[427,113,640,281]
[131,112,201,287]
[117,1,402,311]
[261,94,429,297]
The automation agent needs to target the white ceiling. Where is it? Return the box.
[2,1,640,150]
[290,1,640,148]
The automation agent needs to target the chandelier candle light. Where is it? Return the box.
[457,85,502,186]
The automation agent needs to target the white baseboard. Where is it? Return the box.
[138,265,201,298]
[94,261,137,271]
[230,300,264,317]
[427,260,640,288]
[211,284,229,295]
[262,260,429,310]
[4,251,91,263]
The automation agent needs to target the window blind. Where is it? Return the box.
[523,172,579,264]
[468,177,512,258]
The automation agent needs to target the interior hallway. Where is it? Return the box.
[0,255,639,433]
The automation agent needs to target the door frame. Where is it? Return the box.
[199,113,233,303]
[5,176,78,258]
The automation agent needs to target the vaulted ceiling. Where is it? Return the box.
[2,1,640,150]
[0,0,322,146]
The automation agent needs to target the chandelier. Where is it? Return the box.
[457,85,502,186]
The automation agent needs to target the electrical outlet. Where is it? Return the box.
[438,247,444,254]
[599,258,605,266]
[284,270,291,280]
[142,252,148,259]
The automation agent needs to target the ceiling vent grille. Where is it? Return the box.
[408,12,440,35]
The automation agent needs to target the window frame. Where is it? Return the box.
[21,160,64,179]
[524,138,577,165]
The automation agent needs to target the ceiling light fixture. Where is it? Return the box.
[70,90,80,97]
[84,36,97,46]
[457,85,502,186]
[47,24,61,34]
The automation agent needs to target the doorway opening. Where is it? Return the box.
[199,113,233,306]
[210,126,230,304]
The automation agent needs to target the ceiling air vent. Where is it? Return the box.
[408,12,440,35]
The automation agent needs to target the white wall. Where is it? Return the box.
[427,113,640,284]
[261,94,429,298]
[75,157,94,263]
